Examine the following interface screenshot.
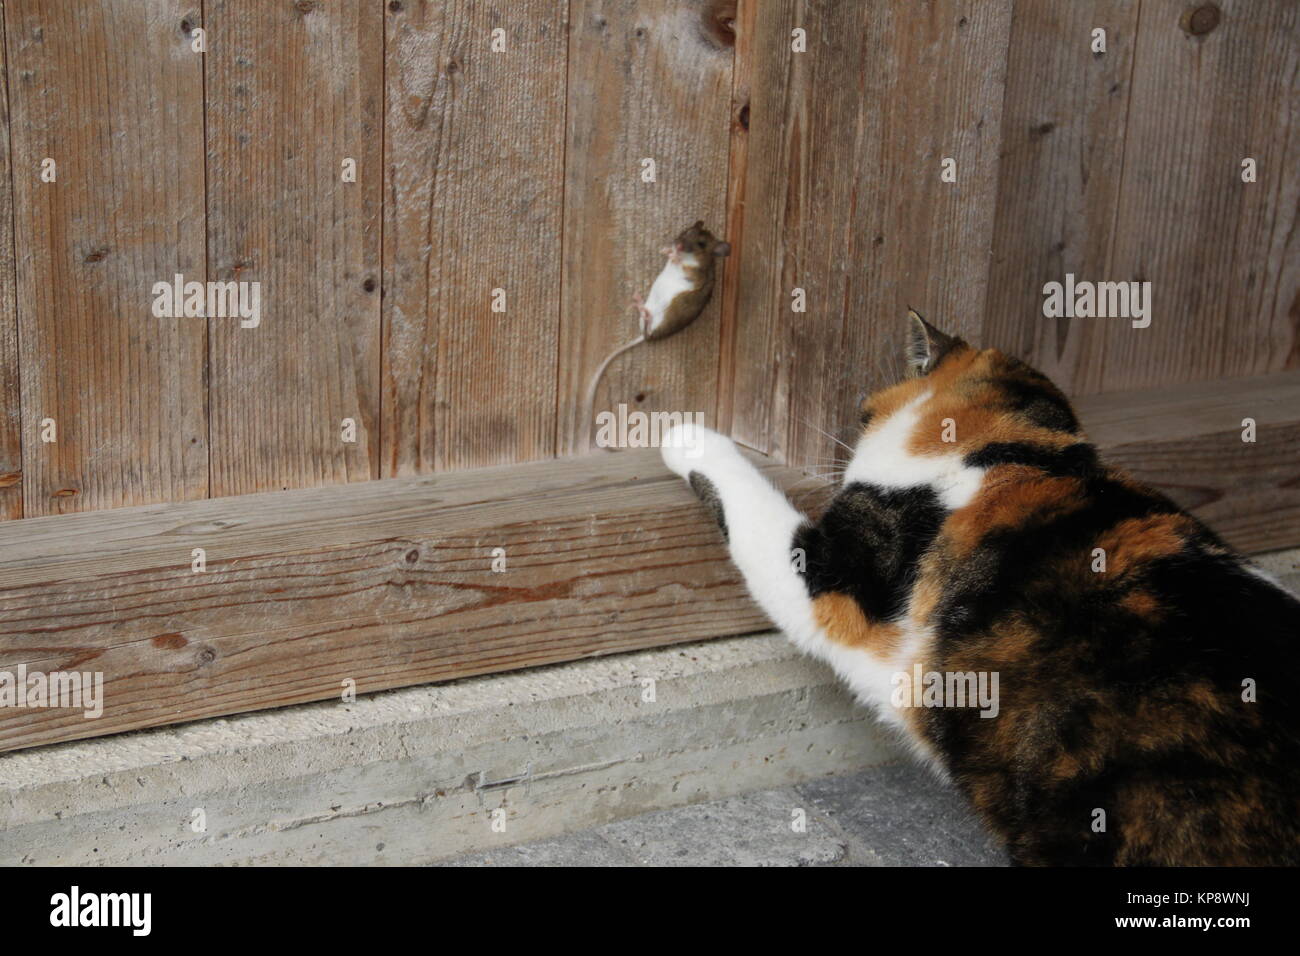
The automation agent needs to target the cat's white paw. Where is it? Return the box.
[661,423,738,478]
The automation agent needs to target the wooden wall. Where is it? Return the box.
[0,0,1295,520]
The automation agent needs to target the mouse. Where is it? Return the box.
[636,220,731,340]
[582,221,731,448]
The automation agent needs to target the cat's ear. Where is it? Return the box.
[906,310,959,376]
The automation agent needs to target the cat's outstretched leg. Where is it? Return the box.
[662,424,939,746]
[661,423,821,649]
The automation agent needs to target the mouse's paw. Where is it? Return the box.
[632,298,654,336]
[661,423,739,479]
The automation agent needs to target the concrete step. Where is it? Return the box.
[0,632,899,866]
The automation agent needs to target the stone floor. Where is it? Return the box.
[442,761,1009,867]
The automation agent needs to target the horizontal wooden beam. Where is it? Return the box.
[0,449,805,753]
[1,372,1295,754]
[1077,370,1300,555]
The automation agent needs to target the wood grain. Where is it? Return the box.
[983,0,1140,392]
[5,0,208,516]
[727,0,1013,467]
[382,0,567,474]
[205,0,383,496]
[0,9,20,520]
[0,448,797,753]
[556,0,735,456]
[1090,0,1300,394]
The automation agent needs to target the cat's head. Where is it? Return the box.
[842,312,1084,499]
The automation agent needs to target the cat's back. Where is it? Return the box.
[923,463,1300,865]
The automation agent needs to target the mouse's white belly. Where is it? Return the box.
[643,257,698,333]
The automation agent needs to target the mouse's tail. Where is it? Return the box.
[581,336,645,451]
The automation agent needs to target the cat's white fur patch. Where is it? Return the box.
[844,390,985,509]
[811,616,950,776]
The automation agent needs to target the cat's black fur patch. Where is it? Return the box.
[995,375,1080,433]
[794,482,944,622]
[963,441,1100,478]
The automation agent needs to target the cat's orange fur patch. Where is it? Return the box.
[908,562,947,624]
[812,591,901,655]
[1119,589,1162,619]
[1096,513,1195,576]
[944,473,1086,557]
[909,395,1079,459]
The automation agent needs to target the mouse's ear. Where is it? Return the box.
[712,241,731,257]
[693,219,704,229]
[905,309,959,376]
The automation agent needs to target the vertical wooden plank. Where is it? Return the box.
[1091,0,1300,394]
[206,0,382,496]
[383,0,566,474]
[720,0,803,456]
[6,0,207,516]
[0,4,22,519]
[557,0,734,456]
[714,0,750,439]
[983,0,1140,393]
[728,0,1012,466]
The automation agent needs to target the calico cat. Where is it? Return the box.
[661,313,1300,866]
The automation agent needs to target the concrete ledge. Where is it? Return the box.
[0,632,900,866]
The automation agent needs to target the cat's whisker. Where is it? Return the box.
[795,415,856,454]
[787,470,841,488]
[796,470,845,484]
